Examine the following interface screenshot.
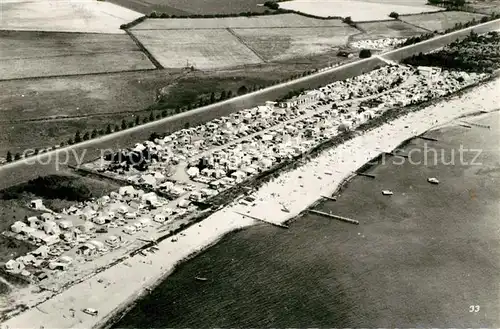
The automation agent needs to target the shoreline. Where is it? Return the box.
[2,76,500,329]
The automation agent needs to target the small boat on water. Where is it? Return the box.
[82,308,98,316]
[382,190,393,195]
[427,177,439,184]
[280,202,290,213]
[195,277,208,281]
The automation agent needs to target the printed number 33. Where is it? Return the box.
[469,305,480,312]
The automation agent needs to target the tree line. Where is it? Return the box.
[427,0,466,8]
[145,9,342,20]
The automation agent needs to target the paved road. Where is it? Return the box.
[1,18,499,190]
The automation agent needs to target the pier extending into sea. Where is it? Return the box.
[308,209,359,225]
[235,211,289,229]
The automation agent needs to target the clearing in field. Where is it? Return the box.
[131,29,264,69]
[278,0,442,21]
[233,27,358,61]
[400,11,487,32]
[131,14,346,30]
[0,32,155,80]
[351,20,428,40]
[0,0,142,33]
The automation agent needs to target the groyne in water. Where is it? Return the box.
[308,209,359,225]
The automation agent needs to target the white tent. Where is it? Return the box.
[187,167,200,178]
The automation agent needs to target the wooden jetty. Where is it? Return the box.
[459,124,472,129]
[461,121,490,129]
[308,209,359,225]
[385,152,409,159]
[235,211,289,229]
[357,172,375,179]
[417,136,438,142]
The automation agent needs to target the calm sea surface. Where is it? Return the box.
[115,112,500,327]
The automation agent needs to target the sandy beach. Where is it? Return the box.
[2,76,499,329]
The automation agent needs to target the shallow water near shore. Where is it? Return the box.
[114,112,500,327]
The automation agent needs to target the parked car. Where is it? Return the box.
[123,225,136,235]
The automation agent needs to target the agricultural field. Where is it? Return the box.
[131,14,346,29]
[0,69,181,125]
[466,0,500,15]
[131,29,264,69]
[233,26,358,61]
[108,0,192,15]
[400,11,487,32]
[131,15,355,68]
[351,20,428,40]
[0,114,134,156]
[0,31,155,79]
[278,0,442,21]
[1,52,154,80]
[0,0,142,34]
[108,0,267,15]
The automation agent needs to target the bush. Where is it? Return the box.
[342,16,354,25]
[389,11,399,19]
[359,49,372,58]
[219,90,227,101]
[237,85,248,95]
[149,132,161,141]
[74,131,82,143]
